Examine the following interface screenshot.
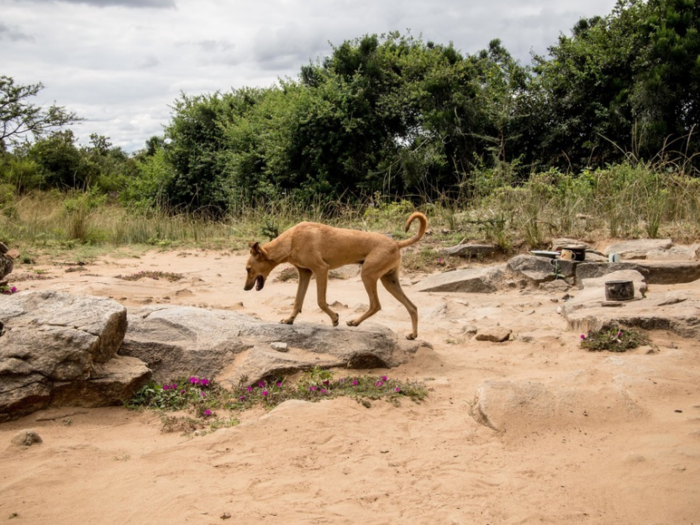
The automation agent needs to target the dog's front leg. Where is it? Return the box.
[281,267,312,325]
[314,270,339,326]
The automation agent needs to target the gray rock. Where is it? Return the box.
[11,429,42,447]
[443,243,497,258]
[50,356,151,408]
[417,266,505,293]
[270,342,289,352]
[539,279,571,293]
[0,291,145,421]
[633,261,700,285]
[646,244,700,261]
[603,239,673,259]
[562,289,700,339]
[551,238,592,251]
[120,305,429,386]
[575,262,651,286]
[506,255,560,285]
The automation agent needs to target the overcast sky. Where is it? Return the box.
[1,0,618,153]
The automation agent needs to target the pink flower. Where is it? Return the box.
[395,387,401,393]
[262,391,268,396]
[246,386,253,392]
[200,378,210,387]
[258,380,266,388]
[309,386,318,391]
[189,377,199,385]
[276,382,283,387]
[580,334,586,340]
[204,409,211,417]
[381,376,388,382]
[239,396,246,401]
[10,286,17,293]
[320,389,327,394]
[375,381,384,387]
[352,380,358,386]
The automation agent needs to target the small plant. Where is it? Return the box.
[275,266,298,282]
[580,325,651,352]
[117,270,184,282]
[0,284,18,295]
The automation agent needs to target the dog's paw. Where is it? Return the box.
[280,318,294,325]
[346,319,358,327]
[332,315,340,327]
[405,332,417,340]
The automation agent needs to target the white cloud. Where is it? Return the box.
[0,0,618,152]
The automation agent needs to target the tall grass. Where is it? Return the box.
[1,161,699,256]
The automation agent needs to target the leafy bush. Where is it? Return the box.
[580,325,651,352]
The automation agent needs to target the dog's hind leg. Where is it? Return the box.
[314,268,340,326]
[346,270,382,328]
[281,266,312,325]
[380,270,418,340]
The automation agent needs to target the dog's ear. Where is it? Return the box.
[249,242,268,259]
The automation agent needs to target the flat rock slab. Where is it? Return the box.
[119,305,429,386]
[604,239,673,259]
[562,281,700,338]
[576,261,700,286]
[443,244,497,258]
[417,266,505,293]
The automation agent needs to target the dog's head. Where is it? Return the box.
[244,242,274,291]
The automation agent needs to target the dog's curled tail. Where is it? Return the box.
[396,212,428,249]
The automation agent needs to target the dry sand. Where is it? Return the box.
[1,248,699,524]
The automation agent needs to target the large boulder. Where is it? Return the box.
[119,305,429,386]
[0,291,149,421]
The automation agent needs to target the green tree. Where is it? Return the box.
[0,76,81,148]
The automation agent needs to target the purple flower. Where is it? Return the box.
[262,391,268,396]
[381,376,388,382]
[189,376,199,385]
[258,380,266,388]
[352,380,358,386]
[276,382,283,387]
[239,396,246,401]
[204,409,211,417]
[375,381,384,387]
[246,386,253,392]
[395,387,401,393]
[309,386,318,391]
[200,378,210,387]
[10,286,17,293]
[580,334,586,340]
[163,384,170,390]
[322,380,330,386]
[320,388,327,394]
[180,390,186,394]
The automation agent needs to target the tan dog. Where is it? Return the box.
[244,212,427,339]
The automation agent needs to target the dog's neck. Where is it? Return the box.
[261,235,293,266]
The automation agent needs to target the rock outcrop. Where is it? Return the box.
[0,291,150,421]
[119,305,430,387]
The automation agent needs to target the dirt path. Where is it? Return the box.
[1,249,699,524]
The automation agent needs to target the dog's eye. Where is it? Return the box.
[246,267,251,273]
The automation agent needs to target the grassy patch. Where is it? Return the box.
[116,270,184,282]
[580,325,651,352]
[128,368,428,435]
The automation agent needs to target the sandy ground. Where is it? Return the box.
[1,248,700,524]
